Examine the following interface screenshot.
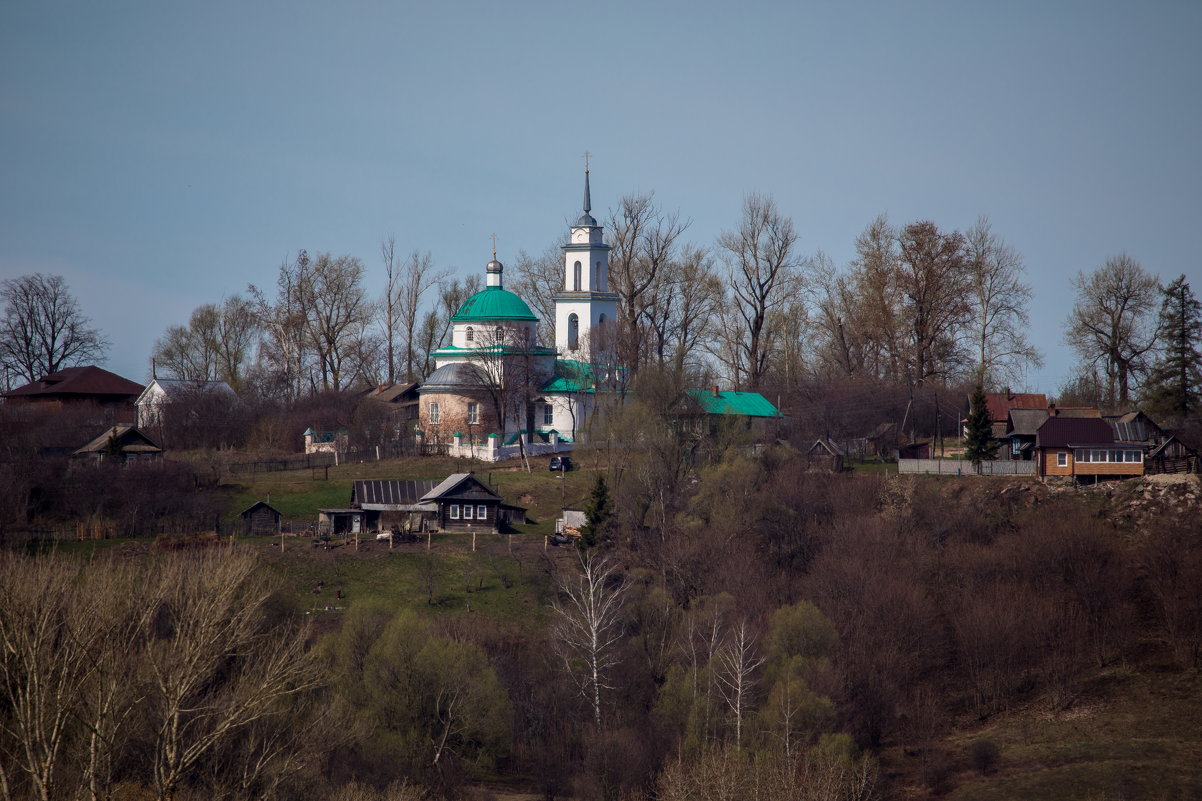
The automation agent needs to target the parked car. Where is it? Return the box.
[549,456,574,472]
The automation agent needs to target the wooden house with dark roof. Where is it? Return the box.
[72,425,163,464]
[3,366,143,421]
[317,473,525,536]
[1035,417,1145,481]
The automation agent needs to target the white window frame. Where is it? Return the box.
[543,403,554,426]
[467,402,479,425]
[449,504,459,519]
[466,326,474,342]
[477,505,487,519]
[429,402,441,424]
[1057,452,1068,468]
[463,505,473,520]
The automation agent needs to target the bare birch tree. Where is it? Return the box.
[714,619,764,747]
[551,553,628,729]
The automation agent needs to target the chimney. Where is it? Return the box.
[712,385,720,397]
[1048,403,1057,416]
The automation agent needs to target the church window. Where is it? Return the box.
[428,402,441,424]
[573,261,582,291]
[495,326,504,342]
[465,326,474,342]
[467,403,479,425]
[543,403,554,426]
[568,314,579,350]
[598,313,607,325]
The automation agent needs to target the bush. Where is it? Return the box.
[969,738,1000,774]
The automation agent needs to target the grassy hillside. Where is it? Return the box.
[224,454,598,535]
[882,665,1202,800]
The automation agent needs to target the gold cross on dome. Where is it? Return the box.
[490,233,497,258]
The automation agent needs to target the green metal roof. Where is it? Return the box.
[542,360,596,393]
[686,389,783,418]
[451,286,538,322]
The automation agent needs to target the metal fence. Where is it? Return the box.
[899,459,1036,476]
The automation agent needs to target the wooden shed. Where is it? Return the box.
[240,501,282,536]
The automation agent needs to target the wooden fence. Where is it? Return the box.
[899,459,1036,476]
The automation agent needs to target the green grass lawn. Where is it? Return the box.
[246,532,557,630]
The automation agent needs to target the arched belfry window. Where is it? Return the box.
[495,326,504,342]
[465,326,474,343]
[598,313,607,325]
[568,314,579,350]
[573,261,582,291]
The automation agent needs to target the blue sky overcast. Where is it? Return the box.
[2,0,1199,393]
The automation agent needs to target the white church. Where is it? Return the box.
[416,169,621,460]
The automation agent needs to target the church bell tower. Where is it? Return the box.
[554,159,618,359]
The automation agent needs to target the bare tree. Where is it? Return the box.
[714,619,764,747]
[712,194,804,389]
[0,555,99,801]
[551,553,628,729]
[0,274,108,385]
[152,296,259,389]
[1066,254,1160,407]
[642,245,722,376]
[606,193,689,371]
[248,254,310,398]
[896,221,973,385]
[965,218,1042,387]
[387,246,448,382]
[509,244,564,348]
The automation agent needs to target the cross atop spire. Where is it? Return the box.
[490,233,498,258]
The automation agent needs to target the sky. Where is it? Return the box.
[2,0,1199,394]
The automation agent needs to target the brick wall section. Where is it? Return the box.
[420,391,500,443]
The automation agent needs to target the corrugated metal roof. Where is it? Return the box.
[1036,417,1115,448]
[420,473,500,502]
[686,389,783,418]
[353,480,440,507]
[1008,408,1050,436]
[983,393,1047,423]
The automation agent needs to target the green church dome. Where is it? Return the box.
[451,286,538,322]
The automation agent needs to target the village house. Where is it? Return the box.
[317,473,525,536]
[3,365,143,423]
[71,424,163,464]
[1034,416,1145,482]
[136,377,237,429]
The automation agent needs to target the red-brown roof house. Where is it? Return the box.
[3,366,144,422]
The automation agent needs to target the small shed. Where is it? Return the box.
[805,439,845,472]
[240,501,282,536]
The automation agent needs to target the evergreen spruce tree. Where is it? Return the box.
[1141,275,1202,425]
[963,384,998,469]
[579,474,611,549]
